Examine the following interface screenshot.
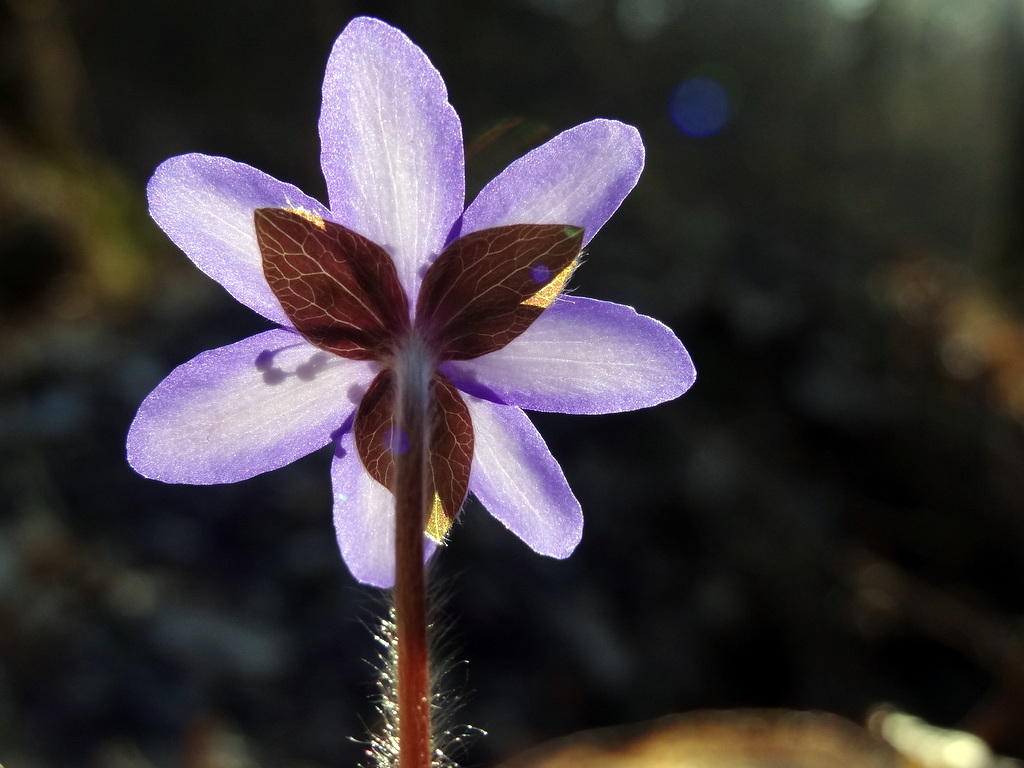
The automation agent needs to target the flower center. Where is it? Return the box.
[253,207,585,541]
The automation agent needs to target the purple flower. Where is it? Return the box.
[127,17,695,587]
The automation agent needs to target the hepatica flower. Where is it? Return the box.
[127,17,695,587]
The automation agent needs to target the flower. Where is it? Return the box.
[127,16,695,587]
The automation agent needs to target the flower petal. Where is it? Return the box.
[466,396,582,558]
[319,17,464,299]
[444,295,695,414]
[332,428,438,588]
[127,329,375,484]
[460,119,643,246]
[148,153,332,324]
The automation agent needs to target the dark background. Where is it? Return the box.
[4,0,1024,765]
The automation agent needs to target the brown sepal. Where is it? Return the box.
[416,224,583,360]
[353,369,398,492]
[428,373,473,539]
[353,370,473,542]
[256,208,409,361]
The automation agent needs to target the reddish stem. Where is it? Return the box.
[393,339,433,768]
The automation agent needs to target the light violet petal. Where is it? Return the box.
[148,154,332,324]
[461,119,643,246]
[445,296,695,414]
[332,428,438,588]
[127,329,374,484]
[320,16,464,300]
[466,395,582,558]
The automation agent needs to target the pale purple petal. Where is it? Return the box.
[466,395,582,557]
[445,296,695,415]
[320,17,464,300]
[331,428,438,588]
[148,154,332,324]
[460,119,643,246]
[128,329,375,484]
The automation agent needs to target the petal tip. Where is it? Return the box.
[540,519,583,560]
[681,358,698,393]
[125,409,175,484]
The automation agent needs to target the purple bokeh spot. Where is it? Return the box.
[530,263,553,284]
[670,77,729,138]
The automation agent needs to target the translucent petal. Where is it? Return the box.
[444,296,695,414]
[320,17,464,300]
[332,427,438,588]
[466,396,582,557]
[127,329,374,483]
[148,154,331,324]
[461,119,643,246]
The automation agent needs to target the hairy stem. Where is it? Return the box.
[393,336,434,768]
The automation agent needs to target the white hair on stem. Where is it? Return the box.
[362,582,484,768]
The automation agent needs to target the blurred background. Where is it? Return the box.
[4,0,1024,765]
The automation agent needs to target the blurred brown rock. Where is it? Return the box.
[497,710,900,768]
